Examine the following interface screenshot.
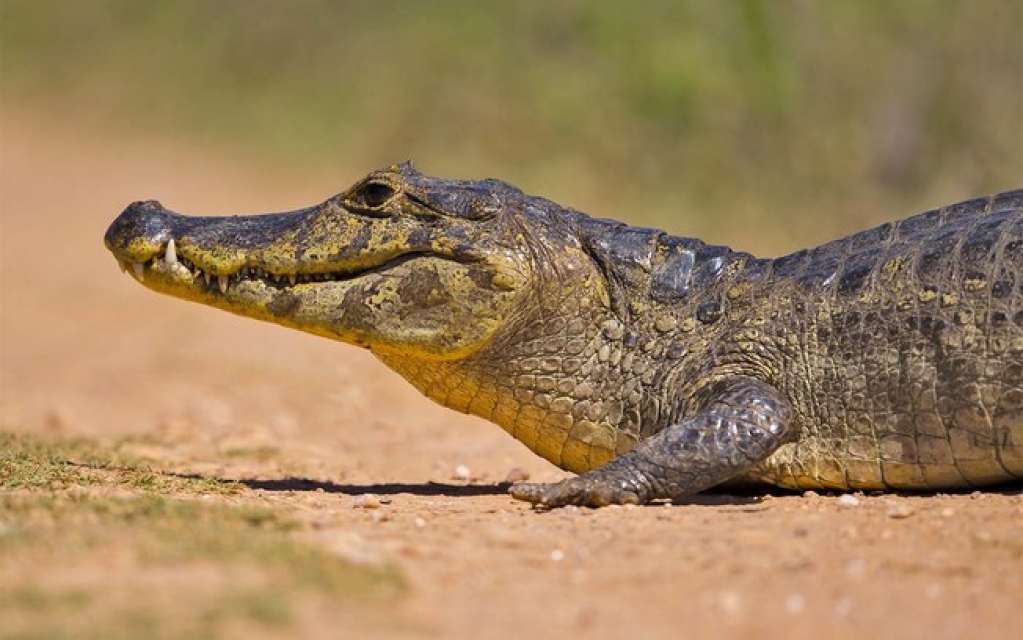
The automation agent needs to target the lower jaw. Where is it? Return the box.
[132,264,290,313]
[132,263,373,340]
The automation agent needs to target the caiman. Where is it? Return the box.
[104,163,1023,507]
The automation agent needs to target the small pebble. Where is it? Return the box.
[454,465,471,480]
[551,549,565,562]
[414,517,427,528]
[886,504,914,519]
[802,490,819,498]
[833,598,854,619]
[355,494,381,509]
[785,593,806,615]
[845,558,867,574]
[940,507,955,518]
[504,467,531,483]
[718,591,742,616]
[837,494,860,507]
[322,533,381,566]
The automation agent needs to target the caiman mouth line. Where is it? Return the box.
[117,237,437,294]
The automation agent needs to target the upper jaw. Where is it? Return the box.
[104,199,328,294]
[111,236,328,294]
[103,199,466,297]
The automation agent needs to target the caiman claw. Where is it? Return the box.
[509,479,644,508]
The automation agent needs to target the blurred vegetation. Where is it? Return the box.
[2,0,1021,251]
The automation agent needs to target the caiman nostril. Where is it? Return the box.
[104,200,175,255]
[127,199,166,213]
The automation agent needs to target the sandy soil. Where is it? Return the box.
[1,110,1021,640]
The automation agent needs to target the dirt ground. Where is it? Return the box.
[1,110,1021,640]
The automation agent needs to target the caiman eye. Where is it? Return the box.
[353,182,397,210]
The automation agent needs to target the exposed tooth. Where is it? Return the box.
[118,259,128,274]
[218,274,229,294]
[132,262,145,282]
[289,274,297,286]
[165,238,178,265]
[203,272,211,286]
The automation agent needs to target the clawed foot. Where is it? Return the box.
[509,477,644,508]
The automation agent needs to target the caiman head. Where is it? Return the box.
[103,162,606,364]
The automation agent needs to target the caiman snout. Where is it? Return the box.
[104,200,177,263]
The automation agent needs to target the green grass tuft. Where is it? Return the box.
[0,432,244,495]
[0,433,404,638]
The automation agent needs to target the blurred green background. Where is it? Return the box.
[2,0,1020,252]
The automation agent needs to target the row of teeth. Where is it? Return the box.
[117,238,340,293]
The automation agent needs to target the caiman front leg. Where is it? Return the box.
[510,378,792,507]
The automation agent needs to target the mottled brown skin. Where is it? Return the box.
[104,163,1023,507]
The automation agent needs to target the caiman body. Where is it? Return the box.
[104,163,1023,506]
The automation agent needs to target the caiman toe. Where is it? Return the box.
[509,479,643,508]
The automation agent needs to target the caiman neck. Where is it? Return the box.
[374,274,622,473]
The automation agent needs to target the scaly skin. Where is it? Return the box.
[104,163,1023,507]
